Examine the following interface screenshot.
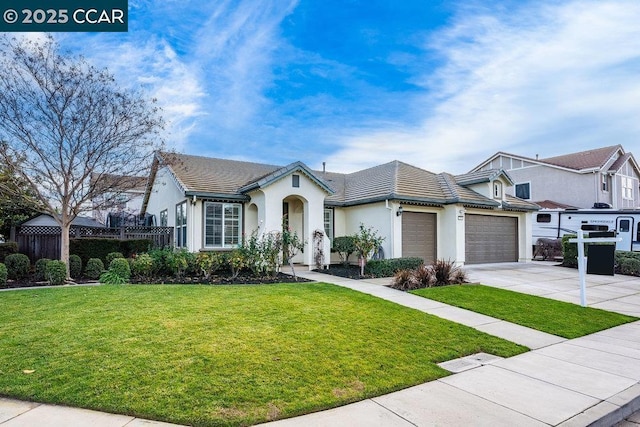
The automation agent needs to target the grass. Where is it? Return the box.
[412,284,638,339]
[0,283,526,426]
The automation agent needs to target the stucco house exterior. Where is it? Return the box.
[141,152,538,267]
[470,145,640,209]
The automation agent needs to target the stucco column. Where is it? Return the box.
[441,205,465,265]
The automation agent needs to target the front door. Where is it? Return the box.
[616,216,633,251]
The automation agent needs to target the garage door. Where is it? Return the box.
[465,214,518,264]
[402,212,436,263]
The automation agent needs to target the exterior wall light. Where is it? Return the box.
[396,206,403,216]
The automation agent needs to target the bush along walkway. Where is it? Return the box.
[263,271,640,427]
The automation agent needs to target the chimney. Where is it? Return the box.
[535,154,539,160]
[322,162,326,173]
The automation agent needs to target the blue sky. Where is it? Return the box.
[43,0,640,173]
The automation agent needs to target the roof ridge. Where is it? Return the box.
[437,172,460,201]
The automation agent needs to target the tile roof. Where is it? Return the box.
[535,200,578,209]
[539,145,621,170]
[455,169,514,186]
[502,195,540,211]
[158,152,282,195]
[150,152,535,210]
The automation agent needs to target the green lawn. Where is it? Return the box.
[0,283,526,426]
[412,284,638,339]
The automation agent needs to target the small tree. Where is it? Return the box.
[332,236,356,267]
[0,35,164,273]
[282,224,305,280]
[352,224,385,276]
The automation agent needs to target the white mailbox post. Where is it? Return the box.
[568,231,621,307]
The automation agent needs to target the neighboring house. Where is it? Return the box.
[90,174,148,226]
[470,145,640,209]
[141,152,538,267]
[19,213,105,229]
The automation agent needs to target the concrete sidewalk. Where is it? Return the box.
[2,264,640,426]
[259,268,640,426]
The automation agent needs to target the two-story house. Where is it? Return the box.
[470,145,640,209]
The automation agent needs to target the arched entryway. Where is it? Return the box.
[282,195,307,264]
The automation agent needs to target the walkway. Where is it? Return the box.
[259,267,640,426]
[2,263,640,426]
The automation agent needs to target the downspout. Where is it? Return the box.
[612,174,618,209]
[386,199,394,258]
[191,195,197,251]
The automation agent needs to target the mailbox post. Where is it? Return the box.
[568,231,621,307]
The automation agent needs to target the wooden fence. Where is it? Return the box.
[15,225,174,263]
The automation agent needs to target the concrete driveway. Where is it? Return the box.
[464,261,640,317]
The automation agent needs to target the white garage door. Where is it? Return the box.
[402,212,436,263]
[465,214,518,264]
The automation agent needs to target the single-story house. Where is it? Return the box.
[141,152,539,267]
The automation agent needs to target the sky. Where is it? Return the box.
[34,0,640,174]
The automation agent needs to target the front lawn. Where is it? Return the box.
[412,284,638,339]
[0,283,526,426]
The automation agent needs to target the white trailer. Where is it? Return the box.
[533,209,640,252]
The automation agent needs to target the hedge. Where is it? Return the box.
[70,238,153,265]
[364,257,424,277]
[616,251,640,276]
[0,242,18,263]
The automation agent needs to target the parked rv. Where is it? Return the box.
[533,208,640,252]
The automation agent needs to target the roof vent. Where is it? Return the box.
[593,202,612,209]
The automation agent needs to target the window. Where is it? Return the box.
[324,208,334,242]
[493,181,503,199]
[622,177,634,200]
[580,224,608,231]
[204,202,242,248]
[536,213,551,223]
[515,182,531,200]
[175,202,187,248]
[160,209,168,227]
[619,219,630,232]
[602,174,609,192]
[292,174,300,188]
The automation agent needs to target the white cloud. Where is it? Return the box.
[58,34,206,152]
[190,0,298,130]
[326,0,640,174]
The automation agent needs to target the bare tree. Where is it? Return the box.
[0,35,164,272]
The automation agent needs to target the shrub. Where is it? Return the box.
[164,249,192,277]
[4,253,30,280]
[106,252,125,265]
[34,258,51,281]
[69,254,83,279]
[615,251,640,276]
[390,269,418,291]
[0,242,18,263]
[108,257,131,281]
[412,264,434,288]
[432,259,465,286]
[131,253,154,279]
[99,270,127,285]
[228,249,246,279]
[195,252,224,280]
[364,257,424,278]
[45,261,67,286]
[332,236,356,266]
[0,263,7,286]
[85,258,105,280]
